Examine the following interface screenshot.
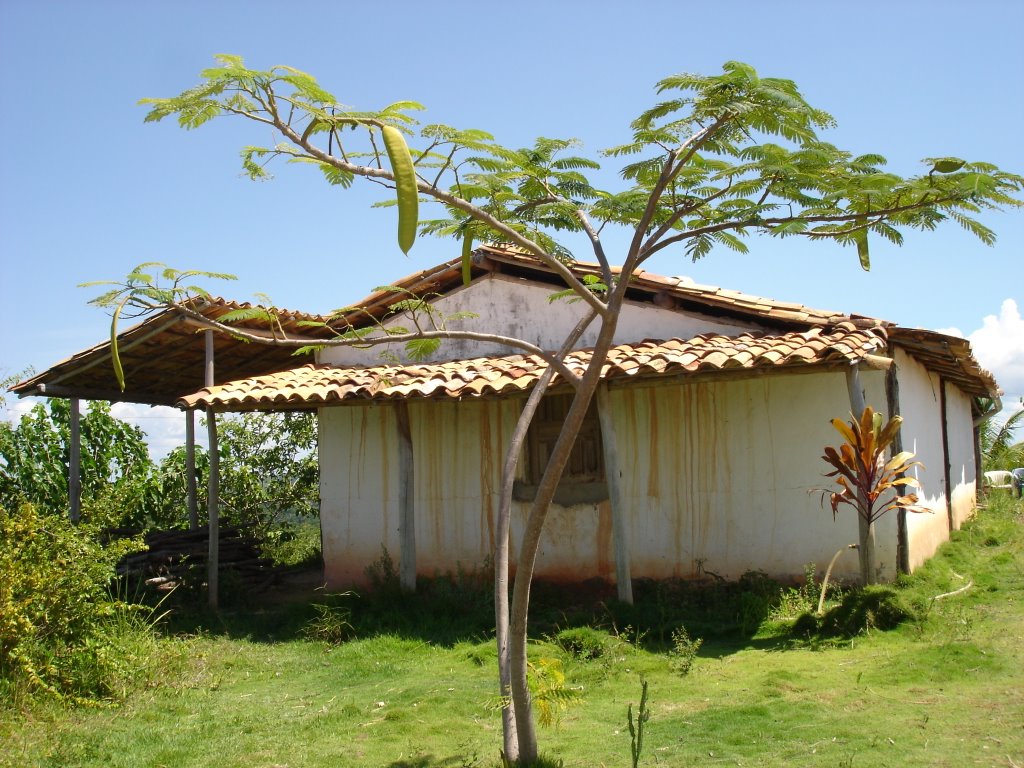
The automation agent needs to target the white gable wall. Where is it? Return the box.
[943,380,978,530]
[892,348,978,570]
[319,274,767,366]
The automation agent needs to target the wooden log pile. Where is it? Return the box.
[117,526,280,592]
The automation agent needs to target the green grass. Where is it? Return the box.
[2,495,1022,767]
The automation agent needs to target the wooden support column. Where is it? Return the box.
[845,366,875,584]
[69,398,82,524]
[939,379,953,532]
[394,401,416,593]
[205,330,220,610]
[596,383,632,604]
[885,360,910,575]
[185,410,199,531]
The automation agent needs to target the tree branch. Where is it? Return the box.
[638,193,964,261]
[264,110,610,319]
[173,304,584,386]
[624,118,726,269]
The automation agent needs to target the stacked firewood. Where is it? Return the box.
[117,526,278,592]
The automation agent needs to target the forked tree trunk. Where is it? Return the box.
[494,312,594,762]
[494,372,551,762]
[508,315,620,763]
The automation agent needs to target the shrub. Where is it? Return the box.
[554,626,612,660]
[668,625,703,675]
[0,503,155,703]
[816,586,914,637]
[302,596,356,644]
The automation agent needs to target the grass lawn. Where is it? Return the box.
[2,496,1022,767]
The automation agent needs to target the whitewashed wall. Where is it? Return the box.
[609,369,894,584]
[318,367,908,589]
[943,381,978,529]
[892,348,978,570]
[319,275,766,366]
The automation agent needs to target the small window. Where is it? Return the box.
[515,392,608,505]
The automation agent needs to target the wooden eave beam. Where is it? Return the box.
[35,383,177,406]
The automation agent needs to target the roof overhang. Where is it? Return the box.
[9,298,334,406]
[180,323,890,411]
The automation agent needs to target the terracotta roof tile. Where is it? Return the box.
[181,325,889,410]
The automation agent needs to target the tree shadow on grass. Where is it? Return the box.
[147,566,862,657]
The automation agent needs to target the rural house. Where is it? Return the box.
[13,245,998,592]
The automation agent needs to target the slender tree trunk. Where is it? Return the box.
[859,517,877,585]
[495,371,550,762]
[494,311,595,762]
[508,312,621,763]
[845,366,875,585]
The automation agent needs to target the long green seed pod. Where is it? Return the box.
[111,299,126,391]
[381,125,418,255]
[461,231,473,285]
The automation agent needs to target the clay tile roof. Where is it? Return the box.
[9,297,335,406]
[12,243,998,406]
[181,325,890,410]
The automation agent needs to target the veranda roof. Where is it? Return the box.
[9,298,334,406]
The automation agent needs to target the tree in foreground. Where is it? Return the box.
[91,56,1022,763]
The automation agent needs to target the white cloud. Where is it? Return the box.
[968,298,1024,400]
[947,298,1024,443]
[109,402,208,460]
[2,398,207,461]
[1,397,38,425]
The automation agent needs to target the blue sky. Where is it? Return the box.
[1,0,1022,453]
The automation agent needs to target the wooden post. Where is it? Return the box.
[185,410,199,531]
[394,401,416,593]
[69,398,81,524]
[884,360,910,575]
[205,330,220,610]
[596,383,632,604]
[845,366,875,584]
[939,379,953,532]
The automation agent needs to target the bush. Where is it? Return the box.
[816,586,913,637]
[554,626,612,660]
[302,596,356,644]
[0,503,158,703]
[668,625,703,675]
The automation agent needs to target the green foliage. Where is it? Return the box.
[527,658,581,728]
[667,625,703,676]
[0,503,154,703]
[138,55,1021,280]
[117,56,1024,764]
[979,403,1024,471]
[302,595,356,644]
[214,411,319,538]
[769,563,826,621]
[0,399,166,529]
[5,497,1023,765]
[260,519,322,567]
[81,264,236,390]
[809,586,914,638]
[553,626,612,660]
[364,546,401,597]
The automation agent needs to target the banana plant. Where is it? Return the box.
[822,406,928,585]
